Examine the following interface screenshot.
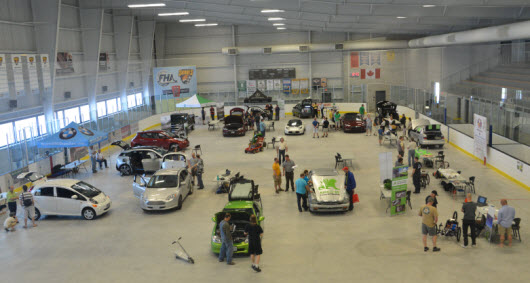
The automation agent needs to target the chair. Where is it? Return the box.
[335,155,344,169]
[467,176,475,194]
[406,191,412,209]
[267,137,275,149]
[192,145,202,155]
[512,218,521,241]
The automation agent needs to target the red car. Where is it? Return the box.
[341,112,366,133]
[131,130,189,151]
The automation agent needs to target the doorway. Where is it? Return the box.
[375,91,386,105]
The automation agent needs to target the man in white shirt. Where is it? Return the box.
[276,138,287,165]
[96,150,108,169]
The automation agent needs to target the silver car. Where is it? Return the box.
[409,119,445,148]
[112,141,187,175]
[308,168,349,212]
[133,168,192,211]
[284,119,305,135]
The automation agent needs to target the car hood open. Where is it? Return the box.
[411,119,430,130]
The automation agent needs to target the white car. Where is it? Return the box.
[308,168,349,213]
[132,168,192,211]
[17,171,48,190]
[284,119,305,135]
[31,179,112,220]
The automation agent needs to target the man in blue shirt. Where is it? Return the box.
[218,213,235,265]
[312,118,319,138]
[343,167,356,211]
[260,119,266,137]
[295,173,310,212]
[498,199,516,247]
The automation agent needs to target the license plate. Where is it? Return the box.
[435,137,441,139]
[232,247,237,252]
[230,131,235,134]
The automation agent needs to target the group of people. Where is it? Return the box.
[2,184,37,232]
[90,149,108,174]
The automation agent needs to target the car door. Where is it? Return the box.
[132,175,147,198]
[33,186,57,214]
[161,153,187,169]
[56,187,84,215]
[141,151,161,172]
[179,170,190,196]
[157,132,170,149]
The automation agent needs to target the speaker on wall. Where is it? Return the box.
[102,86,108,92]
[9,100,17,108]
[129,82,134,88]
[64,91,71,99]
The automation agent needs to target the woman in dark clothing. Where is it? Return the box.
[245,214,264,272]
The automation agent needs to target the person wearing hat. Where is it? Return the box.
[343,167,357,211]
[425,190,438,208]
[419,197,440,252]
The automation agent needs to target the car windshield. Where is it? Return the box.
[343,113,360,121]
[27,173,44,182]
[152,148,168,156]
[173,116,186,124]
[147,175,178,188]
[72,181,101,198]
[223,208,254,216]
[163,131,177,138]
[288,120,302,127]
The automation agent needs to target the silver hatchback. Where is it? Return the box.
[133,168,192,211]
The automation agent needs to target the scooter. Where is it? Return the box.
[172,237,195,264]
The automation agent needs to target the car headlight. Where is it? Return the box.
[166,194,176,201]
[212,235,221,243]
[90,198,98,204]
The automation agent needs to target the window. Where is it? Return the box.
[14,117,38,141]
[117,97,122,111]
[37,115,47,135]
[434,82,440,103]
[0,122,15,147]
[97,101,107,117]
[135,93,143,106]
[64,107,80,124]
[127,94,137,108]
[80,105,90,122]
[56,187,76,199]
[37,187,54,197]
[55,110,65,129]
[501,88,507,100]
[106,98,118,115]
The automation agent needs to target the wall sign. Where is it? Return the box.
[12,54,25,96]
[153,66,197,98]
[473,114,488,161]
[0,54,8,99]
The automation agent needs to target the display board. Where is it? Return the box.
[273,79,281,90]
[391,165,408,216]
[249,68,295,80]
[237,80,246,91]
[0,54,8,99]
[11,54,25,96]
[266,79,274,91]
[246,80,256,94]
[153,66,197,98]
[40,54,52,89]
[27,55,39,93]
[378,152,392,183]
[257,80,266,90]
[473,114,488,160]
[56,52,74,75]
[291,79,300,95]
[282,79,291,94]
[300,78,309,94]
[99,52,110,71]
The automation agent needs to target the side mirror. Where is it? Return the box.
[211,217,216,222]
[259,216,265,222]
[71,195,78,199]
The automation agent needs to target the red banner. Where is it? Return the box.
[350,52,359,68]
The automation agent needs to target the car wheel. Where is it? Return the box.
[33,207,41,220]
[176,195,183,210]
[188,183,194,195]
[82,208,96,220]
[119,165,132,176]
[169,144,180,152]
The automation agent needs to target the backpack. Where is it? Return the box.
[22,193,33,207]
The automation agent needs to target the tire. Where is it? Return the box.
[245,149,248,153]
[176,195,183,210]
[169,144,180,152]
[82,208,96,220]
[120,165,132,176]
[456,227,461,242]
[32,207,41,220]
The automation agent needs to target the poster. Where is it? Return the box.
[153,66,197,98]
[257,80,266,91]
[273,79,282,90]
[282,79,291,94]
[56,52,75,75]
[237,80,246,91]
[473,114,488,160]
[312,78,321,88]
[391,165,408,216]
[386,51,395,62]
[291,79,300,95]
[246,80,256,94]
[350,52,359,68]
[266,79,274,91]
[99,52,109,71]
[0,54,8,99]
[40,54,52,89]
[27,55,39,93]
[371,52,381,65]
[360,52,370,66]
[11,54,25,96]
[300,78,309,94]
[321,78,327,88]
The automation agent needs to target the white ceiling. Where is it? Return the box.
[83,0,530,37]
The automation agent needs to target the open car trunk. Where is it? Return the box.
[215,211,252,244]
[425,124,443,140]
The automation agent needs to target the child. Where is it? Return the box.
[244,215,263,272]
[4,212,17,232]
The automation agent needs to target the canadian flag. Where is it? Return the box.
[361,68,380,79]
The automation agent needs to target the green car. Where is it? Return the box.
[211,177,264,254]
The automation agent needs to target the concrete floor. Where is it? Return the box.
[1,117,529,283]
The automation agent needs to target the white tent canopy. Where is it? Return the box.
[175,94,215,108]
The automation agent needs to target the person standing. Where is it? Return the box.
[425,190,438,208]
[218,213,235,265]
[201,107,206,125]
[359,104,365,119]
[334,111,341,130]
[319,103,324,118]
[275,104,280,121]
[343,167,357,211]
[90,150,98,173]
[365,114,372,136]
[419,197,440,252]
[407,138,417,167]
[295,173,309,212]
[6,185,18,223]
[397,136,405,158]
[96,150,108,169]
[272,158,282,194]
[282,155,295,192]
[322,117,329,138]
[401,114,407,137]
[276,137,287,165]
[461,195,477,248]
[19,185,37,228]
[312,103,318,118]
[188,153,199,186]
[407,117,413,137]
[498,199,516,248]
[195,154,204,189]
[412,156,422,194]
[210,106,215,120]
[260,120,266,137]
[378,126,384,146]
[245,215,264,272]
[4,212,17,232]
[312,117,320,138]
[255,113,261,132]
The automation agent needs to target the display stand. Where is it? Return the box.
[390,165,408,216]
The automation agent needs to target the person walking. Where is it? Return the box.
[19,185,37,228]
[407,137,417,167]
[218,213,235,265]
[245,215,264,272]
[96,150,108,169]
[365,114,372,136]
[282,155,295,192]
[312,117,320,138]
[272,158,282,194]
[498,199,516,247]
[277,137,287,165]
[359,104,365,119]
[319,103,324,118]
[275,104,280,121]
[6,185,18,223]
[210,106,215,120]
[295,173,310,212]
[4,212,17,232]
[343,167,356,211]
[322,117,329,137]
[195,154,204,189]
[461,195,477,248]
[419,197,440,252]
[425,190,438,208]
[201,107,206,125]
[90,150,98,173]
[397,136,405,158]
[412,156,422,194]
[188,153,199,186]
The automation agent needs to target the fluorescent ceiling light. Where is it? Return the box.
[128,3,166,8]
[158,12,189,16]
[261,9,284,13]
[423,5,436,8]
[179,19,206,22]
[268,17,285,21]
[277,27,286,30]
[273,23,285,26]
[396,16,407,19]
[195,23,218,27]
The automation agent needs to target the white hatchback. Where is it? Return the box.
[31,179,112,220]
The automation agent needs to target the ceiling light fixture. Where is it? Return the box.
[273,23,285,26]
[277,27,286,30]
[268,17,285,21]
[195,23,218,27]
[158,12,189,16]
[396,16,407,19]
[128,3,166,8]
[261,9,284,13]
[179,19,206,22]
[422,5,436,8]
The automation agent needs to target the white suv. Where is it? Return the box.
[32,179,112,220]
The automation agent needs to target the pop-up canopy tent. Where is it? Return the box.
[36,122,108,148]
[175,94,215,108]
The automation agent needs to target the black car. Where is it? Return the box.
[243,90,272,103]
[223,115,247,137]
[170,113,195,133]
[376,101,399,120]
[292,99,314,118]
[246,106,272,120]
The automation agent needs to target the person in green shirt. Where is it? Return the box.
[334,111,341,130]
[6,186,19,223]
[359,104,365,119]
